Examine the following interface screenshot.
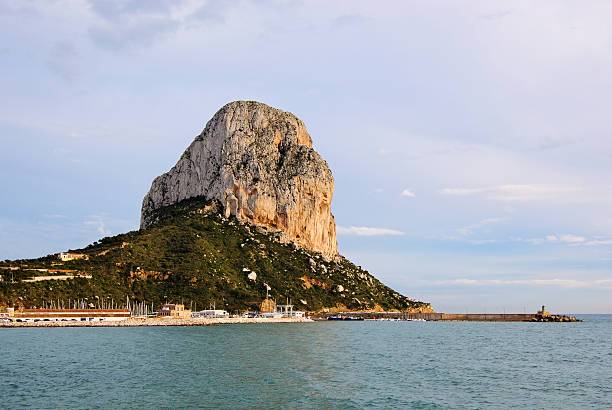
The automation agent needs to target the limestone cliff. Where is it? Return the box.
[141,101,337,256]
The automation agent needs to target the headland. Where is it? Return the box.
[0,101,432,315]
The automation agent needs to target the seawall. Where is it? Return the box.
[312,312,580,322]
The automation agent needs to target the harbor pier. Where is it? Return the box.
[312,312,581,322]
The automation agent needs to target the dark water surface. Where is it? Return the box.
[1,315,610,409]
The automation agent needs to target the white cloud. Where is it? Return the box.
[525,233,612,245]
[595,279,612,287]
[440,184,579,202]
[400,189,416,198]
[43,214,67,219]
[337,226,405,236]
[585,239,612,246]
[457,217,504,235]
[465,239,500,245]
[84,217,111,236]
[545,234,586,244]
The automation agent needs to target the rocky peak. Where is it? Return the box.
[141,101,338,256]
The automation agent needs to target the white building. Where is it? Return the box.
[192,309,229,318]
[276,304,306,318]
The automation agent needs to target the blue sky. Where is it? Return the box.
[1,0,611,313]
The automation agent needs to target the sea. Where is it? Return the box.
[1,315,610,409]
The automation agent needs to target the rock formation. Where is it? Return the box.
[141,101,337,256]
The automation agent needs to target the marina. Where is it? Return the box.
[0,300,311,327]
[1,302,581,327]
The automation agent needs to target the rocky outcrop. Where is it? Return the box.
[141,101,337,256]
[530,314,581,322]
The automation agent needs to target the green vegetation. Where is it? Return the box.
[0,197,431,313]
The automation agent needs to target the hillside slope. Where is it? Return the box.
[0,198,432,313]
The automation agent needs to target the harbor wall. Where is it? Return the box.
[313,312,537,321]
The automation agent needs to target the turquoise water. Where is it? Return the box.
[1,315,610,409]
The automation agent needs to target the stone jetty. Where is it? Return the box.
[311,311,582,322]
[530,314,581,322]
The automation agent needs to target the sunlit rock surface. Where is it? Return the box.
[141,101,337,256]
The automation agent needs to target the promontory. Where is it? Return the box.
[0,101,432,314]
[141,101,337,257]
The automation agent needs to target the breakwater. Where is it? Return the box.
[312,312,581,322]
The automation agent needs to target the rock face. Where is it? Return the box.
[141,101,337,256]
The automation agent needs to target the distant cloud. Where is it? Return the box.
[526,234,612,246]
[43,214,67,219]
[87,1,231,50]
[52,147,71,155]
[401,189,416,198]
[535,136,579,151]
[84,217,111,236]
[585,239,612,246]
[440,184,579,202]
[188,1,230,25]
[457,217,504,235]
[434,278,612,289]
[88,0,177,21]
[465,239,500,245]
[89,16,179,50]
[86,0,188,50]
[544,234,586,244]
[337,226,404,236]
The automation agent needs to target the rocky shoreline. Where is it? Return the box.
[1,317,313,328]
[530,314,582,322]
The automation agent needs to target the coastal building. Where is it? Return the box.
[276,304,305,318]
[158,303,191,319]
[276,304,294,316]
[8,308,130,322]
[192,309,229,318]
[257,299,306,318]
[260,298,276,313]
[57,252,89,262]
[258,311,283,318]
